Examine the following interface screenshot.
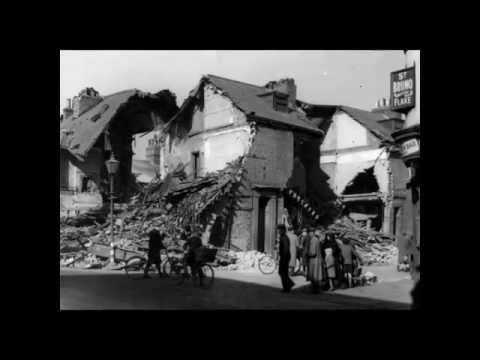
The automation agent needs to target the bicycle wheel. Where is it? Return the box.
[258,255,276,275]
[124,256,147,277]
[200,264,214,289]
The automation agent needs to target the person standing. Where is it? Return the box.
[277,224,295,293]
[185,226,205,287]
[297,228,308,274]
[303,228,315,278]
[307,228,324,294]
[287,226,298,276]
[143,228,166,279]
[322,233,341,291]
[339,237,363,288]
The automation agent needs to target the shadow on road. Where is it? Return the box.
[60,269,410,310]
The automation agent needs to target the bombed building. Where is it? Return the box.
[60,87,178,216]
[146,75,339,252]
[299,100,410,237]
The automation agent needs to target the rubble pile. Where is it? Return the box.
[210,250,268,272]
[328,216,398,265]
[356,271,378,286]
[60,207,108,227]
[357,243,398,266]
[60,156,248,268]
[234,251,265,270]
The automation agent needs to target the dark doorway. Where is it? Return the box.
[209,215,227,247]
[81,176,90,193]
[257,196,269,253]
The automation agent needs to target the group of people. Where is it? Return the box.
[142,224,207,286]
[277,224,363,294]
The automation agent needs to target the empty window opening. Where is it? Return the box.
[192,151,200,179]
[81,176,90,192]
[343,167,379,195]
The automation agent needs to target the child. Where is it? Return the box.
[339,237,362,288]
[324,247,336,291]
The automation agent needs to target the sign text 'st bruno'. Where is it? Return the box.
[391,67,415,111]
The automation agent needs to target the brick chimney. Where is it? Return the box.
[372,98,405,132]
[265,78,297,109]
[72,87,102,118]
[62,98,73,120]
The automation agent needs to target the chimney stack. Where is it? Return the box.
[62,98,74,120]
[72,87,101,118]
[265,78,297,109]
[373,97,392,112]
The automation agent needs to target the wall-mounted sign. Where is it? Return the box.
[391,67,415,111]
[400,138,420,157]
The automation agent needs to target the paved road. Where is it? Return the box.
[60,266,412,310]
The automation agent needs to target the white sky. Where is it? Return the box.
[60,50,404,111]
[60,50,405,160]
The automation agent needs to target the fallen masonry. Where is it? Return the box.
[60,157,398,277]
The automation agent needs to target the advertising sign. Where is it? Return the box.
[400,138,420,157]
[391,67,415,110]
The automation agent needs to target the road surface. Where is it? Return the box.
[60,265,412,310]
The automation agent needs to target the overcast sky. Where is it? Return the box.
[60,50,405,113]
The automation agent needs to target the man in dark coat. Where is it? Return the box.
[277,224,295,293]
[143,228,166,278]
[184,226,205,286]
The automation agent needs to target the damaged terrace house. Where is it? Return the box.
[298,99,410,237]
[60,87,179,216]
[144,75,340,253]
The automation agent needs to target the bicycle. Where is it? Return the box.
[258,249,279,275]
[122,248,170,279]
[166,247,216,289]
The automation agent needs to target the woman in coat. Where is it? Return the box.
[322,232,342,290]
[287,227,298,274]
[307,228,325,294]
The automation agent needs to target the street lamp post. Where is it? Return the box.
[105,153,120,265]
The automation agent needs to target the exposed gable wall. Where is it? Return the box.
[321,111,383,153]
[163,87,250,179]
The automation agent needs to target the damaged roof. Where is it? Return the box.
[60,89,178,160]
[206,75,323,134]
[166,75,324,135]
[60,89,141,159]
[339,106,398,142]
[296,101,400,142]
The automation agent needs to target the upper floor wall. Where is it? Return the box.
[245,126,294,188]
[161,87,251,179]
[191,84,248,134]
[321,111,380,153]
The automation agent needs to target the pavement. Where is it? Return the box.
[60,264,413,310]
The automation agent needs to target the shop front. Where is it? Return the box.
[391,124,420,278]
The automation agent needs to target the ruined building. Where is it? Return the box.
[60,87,178,215]
[150,75,338,252]
[299,100,410,237]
